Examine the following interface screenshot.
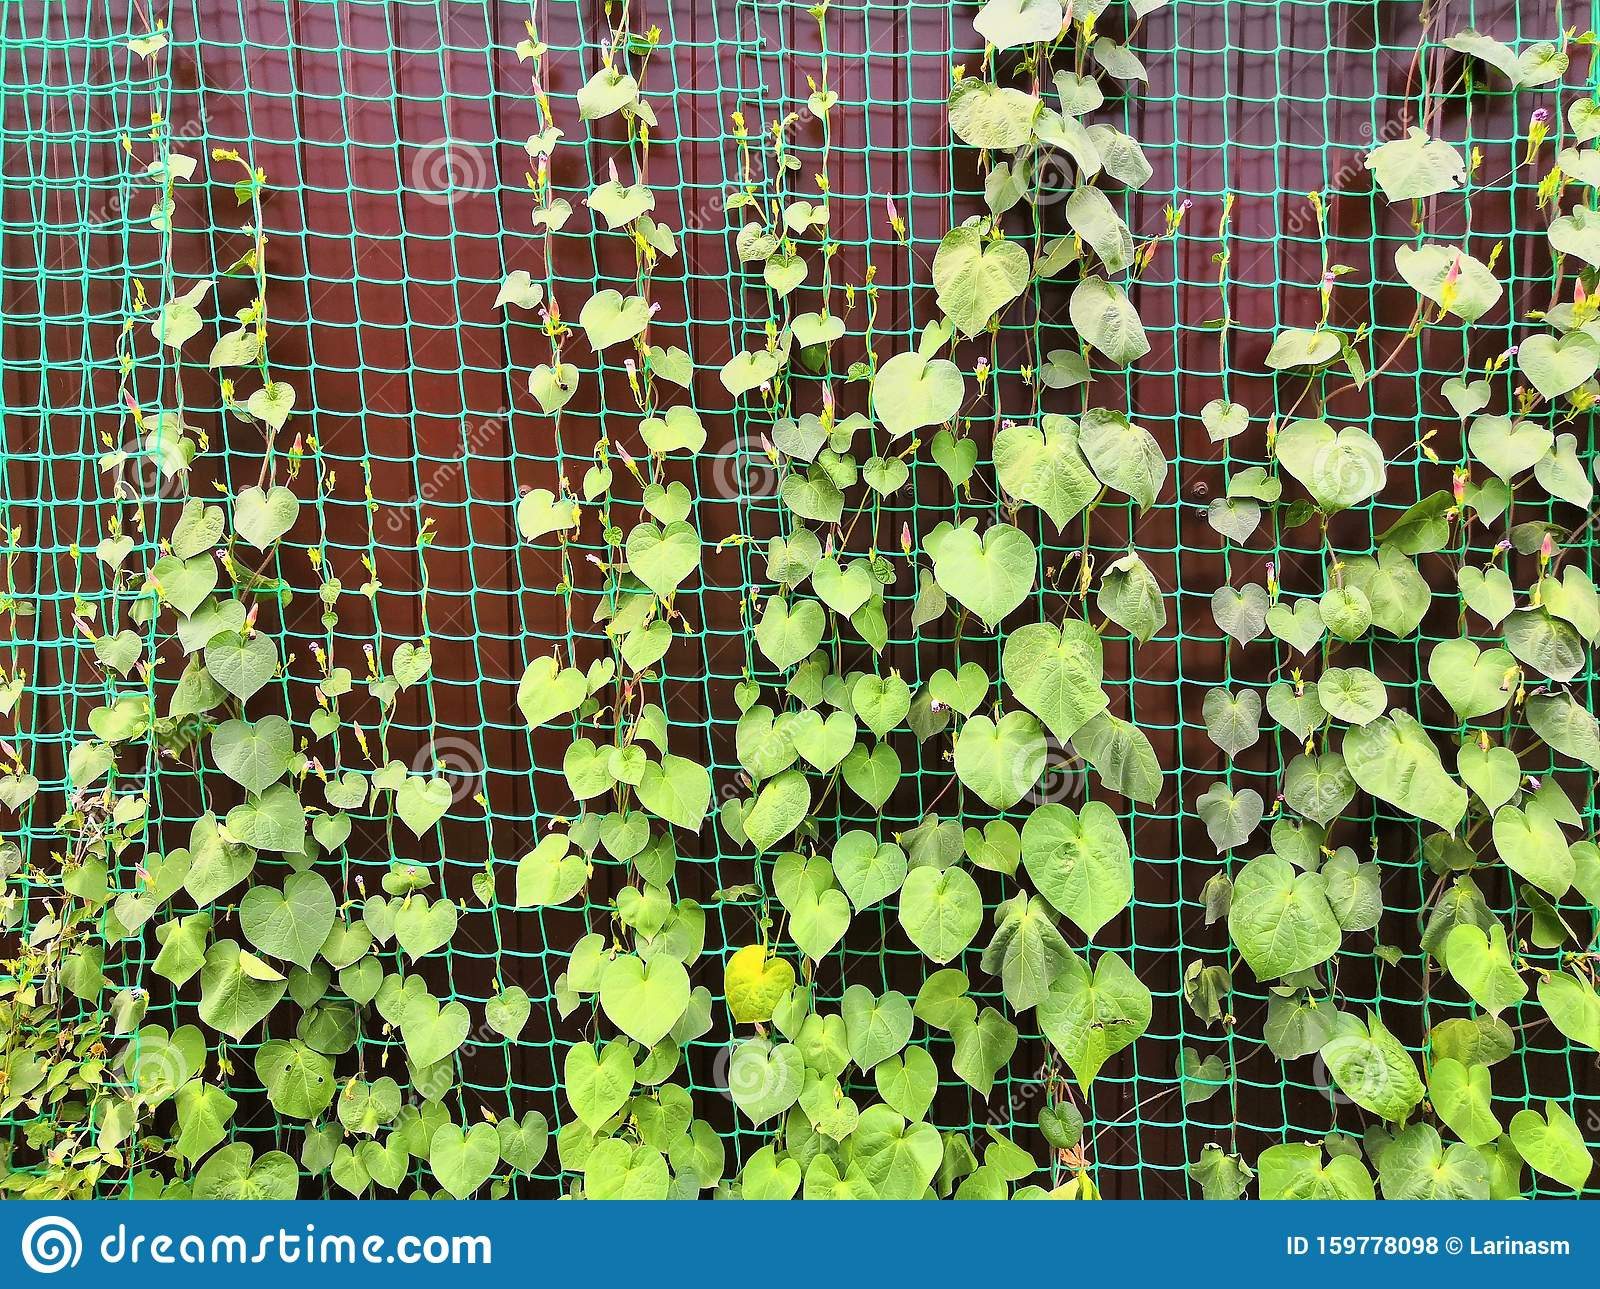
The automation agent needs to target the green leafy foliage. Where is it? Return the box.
[4,1,1596,1208]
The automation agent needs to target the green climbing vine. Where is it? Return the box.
[1,0,1597,1201]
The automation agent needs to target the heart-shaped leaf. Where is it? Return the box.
[1519,329,1600,400]
[193,1143,299,1199]
[727,1039,804,1123]
[1443,922,1526,1016]
[1318,1012,1424,1123]
[1394,243,1501,321]
[755,597,826,670]
[1070,275,1149,365]
[993,416,1098,528]
[429,1122,499,1199]
[211,716,294,795]
[1457,742,1520,813]
[842,985,914,1070]
[1228,856,1340,979]
[516,655,586,730]
[953,711,1046,809]
[1492,805,1574,897]
[598,952,690,1047]
[240,872,335,970]
[1021,801,1132,936]
[1079,409,1166,509]
[1275,418,1387,511]
[393,895,458,960]
[1038,951,1152,1091]
[1344,712,1466,833]
[723,944,796,1024]
[898,865,982,963]
[1428,637,1517,720]
[871,346,965,439]
[932,224,1030,337]
[626,519,700,600]
[205,630,278,701]
[395,776,453,835]
[931,522,1037,629]
[400,996,470,1068]
[832,831,908,911]
[1509,1102,1593,1191]
[578,288,651,350]
[233,485,300,549]
[1468,415,1553,482]
[564,1040,635,1132]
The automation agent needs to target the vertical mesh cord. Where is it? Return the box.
[0,0,1596,1198]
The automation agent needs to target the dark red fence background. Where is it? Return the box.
[3,0,1593,1196]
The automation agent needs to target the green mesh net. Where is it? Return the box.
[1,0,1596,1199]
